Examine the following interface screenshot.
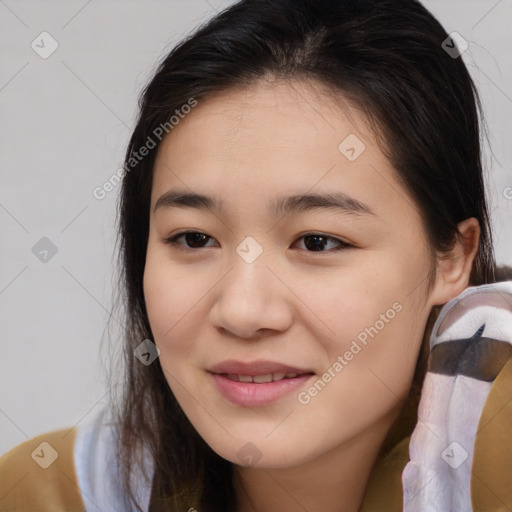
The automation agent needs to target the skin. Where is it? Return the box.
[143,78,480,512]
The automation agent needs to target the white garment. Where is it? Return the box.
[74,404,154,512]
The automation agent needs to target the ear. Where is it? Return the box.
[429,217,481,306]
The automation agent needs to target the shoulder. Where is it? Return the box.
[0,404,155,512]
[0,426,85,511]
[472,355,512,509]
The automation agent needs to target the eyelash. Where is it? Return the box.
[162,230,353,253]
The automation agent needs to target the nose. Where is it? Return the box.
[209,249,294,340]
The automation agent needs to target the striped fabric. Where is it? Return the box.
[402,281,512,511]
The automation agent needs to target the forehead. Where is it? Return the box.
[151,79,415,222]
[156,79,369,157]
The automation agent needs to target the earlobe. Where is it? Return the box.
[430,218,481,306]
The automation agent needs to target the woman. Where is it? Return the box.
[1,0,511,510]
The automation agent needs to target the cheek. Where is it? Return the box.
[143,248,195,354]
[304,260,426,402]
[299,258,402,347]
[143,245,222,376]
[304,302,423,442]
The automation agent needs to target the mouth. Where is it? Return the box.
[208,360,315,407]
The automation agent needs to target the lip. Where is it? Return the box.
[209,359,313,376]
[208,359,315,407]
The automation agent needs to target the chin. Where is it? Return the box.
[200,434,319,470]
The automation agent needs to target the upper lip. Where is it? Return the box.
[209,359,314,376]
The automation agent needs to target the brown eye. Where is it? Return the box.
[294,233,352,252]
[163,231,217,250]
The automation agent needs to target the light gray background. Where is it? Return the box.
[1,0,511,456]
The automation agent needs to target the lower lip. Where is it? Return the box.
[210,372,313,407]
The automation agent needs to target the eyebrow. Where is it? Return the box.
[153,190,376,217]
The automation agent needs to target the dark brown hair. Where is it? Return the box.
[106,0,497,510]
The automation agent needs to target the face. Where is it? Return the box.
[143,79,438,469]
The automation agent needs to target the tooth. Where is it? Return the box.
[285,373,298,378]
[226,373,240,381]
[238,374,253,383]
[272,372,286,381]
[253,374,273,383]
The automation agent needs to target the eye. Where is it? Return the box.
[163,231,218,250]
[293,232,353,252]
